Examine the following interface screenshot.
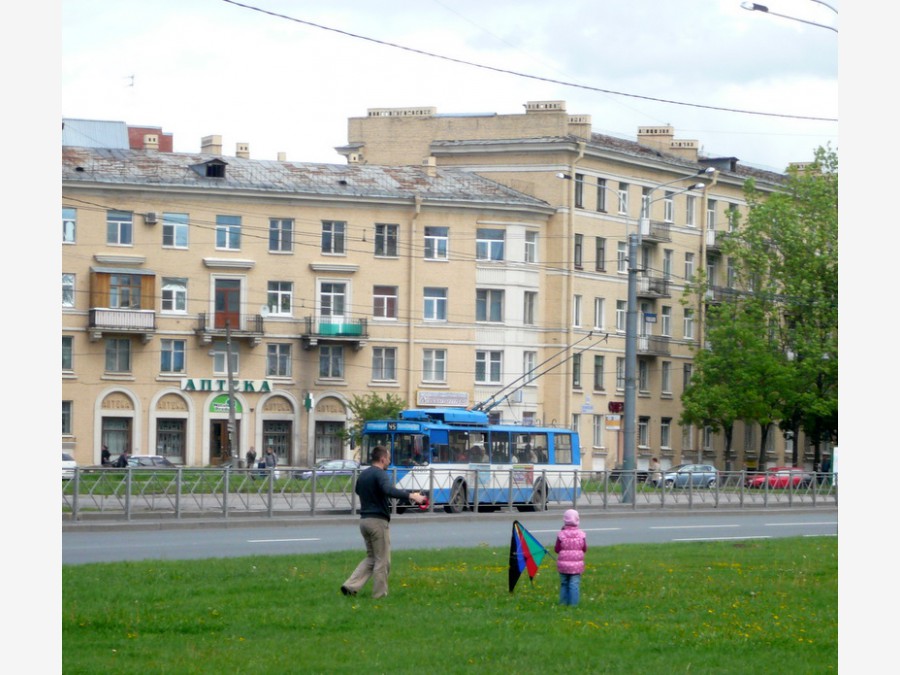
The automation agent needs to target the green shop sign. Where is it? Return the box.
[210,395,243,414]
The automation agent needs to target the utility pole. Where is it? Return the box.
[225,320,238,468]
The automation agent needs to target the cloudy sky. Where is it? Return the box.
[61,0,840,172]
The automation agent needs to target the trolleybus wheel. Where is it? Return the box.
[444,480,467,513]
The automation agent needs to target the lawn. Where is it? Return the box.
[62,536,836,674]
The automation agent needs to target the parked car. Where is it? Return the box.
[661,463,718,489]
[746,466,814,489]
[62,452,77,478]
[127,454,176,468]
[294,459,362,480]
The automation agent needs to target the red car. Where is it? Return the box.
[747,466,814,489]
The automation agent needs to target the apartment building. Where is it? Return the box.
[62,129,555,467]
[340,101,802,471]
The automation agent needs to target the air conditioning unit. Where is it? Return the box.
[144,212,158,225]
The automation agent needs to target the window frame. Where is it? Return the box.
[476,288,504,323]
[476,228,505,261]
[319,344,344,379]
[106,210,133,246]
[321,220,347,255]
[373,285,398,319]
[372,346,397,381]
[267,281,294,316]
[424,226,449,260]
[215,214,241,250]
[423,287,447,321]
[160,338,187,374]
[162,212,189,249]
[524,231,538,263]
[161,277,187,314]
[62,207,76,243]
[422,348,447,383]
[475,350,503,384]
[104,337,132,373]
[374,223,399,257]
[62,335,74,371]
[266,343,292,378]
[593,354,605,391]
[523,291,537,326]
[268,218,294,253]
[62,273,75,308]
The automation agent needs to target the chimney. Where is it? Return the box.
[236,142,250,159]
[422,156,437,177]
[143,133,159,151]
[277,152,287,161]
[201,135,223,155]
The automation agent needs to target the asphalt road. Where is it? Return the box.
[62,508,837,564]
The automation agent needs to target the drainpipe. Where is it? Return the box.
[697,170,718,463]
[407,196,423,404]
[563,142,586,431]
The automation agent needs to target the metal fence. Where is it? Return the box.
[62,467,837,521]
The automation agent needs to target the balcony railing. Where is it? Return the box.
[637,335,671,356]
[637,275,670,298]
[196,313,265,347]
[88,308,156,343]
[639,219,672,243]
[704,286,744,304]
[301,316,368,350]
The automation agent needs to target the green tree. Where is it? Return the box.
[342,392,407,454]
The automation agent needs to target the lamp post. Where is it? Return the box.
[740,2,838,33]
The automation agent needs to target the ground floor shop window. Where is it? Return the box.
[156,418,185,463]
[263,420,292,464]
[102,417,132,457]
[315,421,344,461]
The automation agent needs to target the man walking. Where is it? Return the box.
[341,445,426,599]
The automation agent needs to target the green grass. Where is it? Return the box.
[62,537,836,674]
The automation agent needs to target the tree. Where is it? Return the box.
[689,146,838,469]
[342,392,407,453]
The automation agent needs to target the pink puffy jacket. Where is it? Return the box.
[555,525,587,574]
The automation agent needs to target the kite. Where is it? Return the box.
[508,520,551,593]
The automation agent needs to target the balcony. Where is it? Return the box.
[637,274,670,299]
[637,335,670,357]
[706,229,730,252]
[639,219,672,243]
[301,315,368,350]
[88,308,156,343]
[196,313,265,347]
[704,286,744,305]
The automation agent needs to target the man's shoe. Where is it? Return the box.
[341,585,356,596]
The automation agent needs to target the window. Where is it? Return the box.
[62,401,73,435]
[372,347,397,380]
[616,300,626,332]
[269,218,293,253]
[660,418,672,449]
[423,349,446,382]
[574,233,583,268]
[727,203,739,232]
[663,249,673,279]
[638,360,649,391]
[638,417,650,447]
[216,215,241,250]
[267,343,292,377]
[616,357,625,390]
[163,213,189,248]
[684,252,695,281]
[62,336,73,370]
[686,195,697,227]
[424,287,447,321]
[476,350,502,384]
[572,353,582,388]
[523,291,537,325]
[321,220,346,254]
[476,289,504,322]
[572,295,582,327]
[727,259,736,289]
[212,340,239,376]
[641,187,652,218]
[617,183,629,215]
[319,282,346,318]
[375,223,399,257]
[105,338,131,372]
[684,309,695,339]
[707,199,717,229]
[476,228,505,261]
[160,339,186,373]
[110,274,143,309]
[593,415,604,447]
[595,237,606,272]
[661,306,672,336]
[62,207,76,243]
[593,297,605,330]
[524,351,537,384]
[596,178,608,212]
[593,355,605,391]
[661,361,672,394]
[373,285,398,319]
[319,345,344,379]
[683,363,693,392]
[267,281,293,316]
[574,173,584,208]
[617,241,627,273]
[664,192,674,222]
[106,210,133,246]
[161,278,187,313]
[62,273,75,307]
[524,231,538,263]
[424,226,449,260]
[682,423,694,453]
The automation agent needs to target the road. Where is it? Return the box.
[62,508,837,564]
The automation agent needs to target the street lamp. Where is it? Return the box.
[740,2,838,33]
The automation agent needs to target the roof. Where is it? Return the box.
[62,146,552,209]
[62,119,129,149]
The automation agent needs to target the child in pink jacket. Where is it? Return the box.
[555,509,587,606]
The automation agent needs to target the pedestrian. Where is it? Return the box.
[340,445,426,599]
[264,446,277,470]
[555,508,587,606]
[113,451,130,468]
[246,446,257,473]
[101,445,111,466]
[649,457,662,487]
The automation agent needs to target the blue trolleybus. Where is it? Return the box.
[361,407,582,512]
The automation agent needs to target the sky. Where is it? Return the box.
[61,0,841,173]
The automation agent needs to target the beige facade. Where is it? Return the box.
[62,104,812,471]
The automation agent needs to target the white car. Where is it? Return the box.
[62,452,77,478]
